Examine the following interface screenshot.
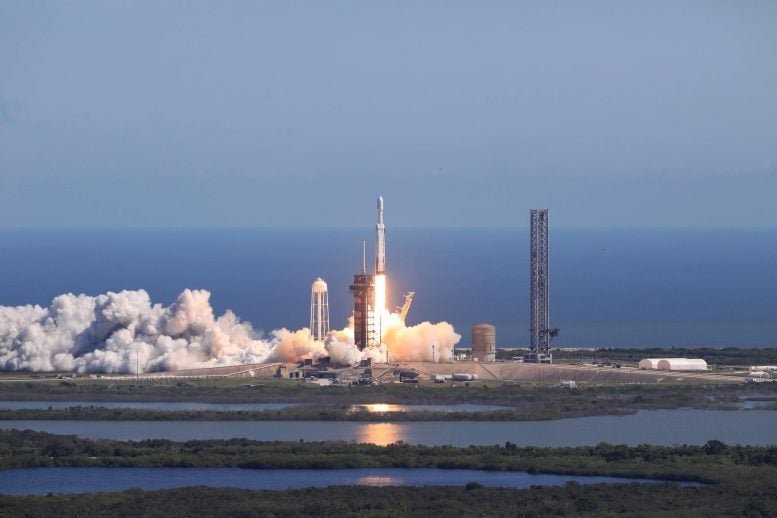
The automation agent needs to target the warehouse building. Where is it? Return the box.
[639,358,708,371]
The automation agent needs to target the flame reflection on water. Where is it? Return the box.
[354,475,403,486]
[356,423,405,446]
[352,404,404,413]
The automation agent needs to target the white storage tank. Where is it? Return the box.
[471,324,496,362]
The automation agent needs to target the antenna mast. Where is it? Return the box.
[361,240,366,274]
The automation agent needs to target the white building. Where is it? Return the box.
[639,358,707,371]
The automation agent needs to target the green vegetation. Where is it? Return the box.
[1,429,776,484]
[2,484,777,518]
[0,382,775,421]
[493,346,777,366]
[0,431,776,517]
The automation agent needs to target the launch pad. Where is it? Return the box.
[134,358,741,385]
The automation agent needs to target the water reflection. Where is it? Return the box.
[354,404,403,413]
[4,410,776,446]
[356,423,404,446]
[349,403,510,413]
[355,475,403,486]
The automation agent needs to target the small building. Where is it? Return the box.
[751,366,777,372]
[638,359,661,370]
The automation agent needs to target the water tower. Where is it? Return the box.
[310,278,330,341]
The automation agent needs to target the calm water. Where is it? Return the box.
[3,410,775,446]
[0,401,501,413]
[0,467,694,495]
[349,403,510,413]
[0,401,296,411]
[0,228,776,347]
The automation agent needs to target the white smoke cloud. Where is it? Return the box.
[0,289,460,373]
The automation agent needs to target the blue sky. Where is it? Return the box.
[1,0,776,228]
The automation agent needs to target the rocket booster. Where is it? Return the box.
[375,196,385,274]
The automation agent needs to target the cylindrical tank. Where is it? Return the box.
[471,323,496,362]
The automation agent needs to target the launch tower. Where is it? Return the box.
[350,241,377,350]
[527,209,553,363]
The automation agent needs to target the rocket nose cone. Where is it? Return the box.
[378,196,383,210]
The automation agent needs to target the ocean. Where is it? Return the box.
[0,228,775,348]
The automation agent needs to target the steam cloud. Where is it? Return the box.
[0,289,460,373]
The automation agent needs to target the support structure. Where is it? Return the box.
[527,209,552,363]
[350,241,376,350]
[309,278,330,342]
[350,273,376,351]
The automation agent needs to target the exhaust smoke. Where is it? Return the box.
[0,288,460,373]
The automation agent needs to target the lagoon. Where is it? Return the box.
[2,410,775,446]
[0,467,696,495]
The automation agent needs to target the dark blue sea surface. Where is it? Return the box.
[0,467,698,495]
[0,228,775,347]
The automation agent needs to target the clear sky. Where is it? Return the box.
[1,1,776,228]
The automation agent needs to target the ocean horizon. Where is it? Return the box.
[0,227,775,348]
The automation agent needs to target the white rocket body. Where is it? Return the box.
[375,196,385,274]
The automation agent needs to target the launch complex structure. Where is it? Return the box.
[350,196,387,351]
[349,197,557,361]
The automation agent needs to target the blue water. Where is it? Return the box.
[349,404,511,413]
[0,467,695,495]
[0,228,775,347]
[3,410,776,446]
[0,401,297,411]
[0,401,500,413]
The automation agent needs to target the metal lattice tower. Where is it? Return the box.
[309,278,330,342]
[529,209,550,355]
[350,273,376,350]
[350,241,377,350]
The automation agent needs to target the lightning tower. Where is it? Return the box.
[528,209,552,363]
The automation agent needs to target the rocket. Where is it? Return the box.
[375,196,385,274]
